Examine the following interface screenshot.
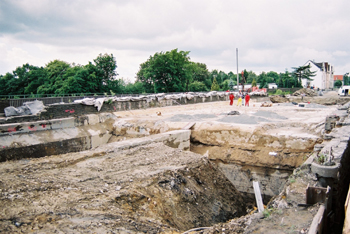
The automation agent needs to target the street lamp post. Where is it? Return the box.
[236,48,239,91]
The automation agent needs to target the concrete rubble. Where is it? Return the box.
[4,100,45,117]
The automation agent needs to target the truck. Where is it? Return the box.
[338,86,350,96]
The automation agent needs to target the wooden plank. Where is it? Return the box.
[309,205,325,234]
[343,184,350,234]
[253,181,264,213]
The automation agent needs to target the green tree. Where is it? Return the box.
[137,49,191,93]
[191,63,211,90]
[227,71,236,81]
[266,71,279,83]
[259,78,267,89]
[0,72,17,95]
[184,62,200,91]
[279,70,294,88]
[277,76,284,88]
[239,70,249,87]
[211,77,220,91]
[12,64,36,94]
[189,81,208,92]
[343,73,349,86]
[210,70,219,85]
[93,53,118,92]
[334,80,342,88]
[56,65,99,94]
[218,71,228,84]
[37,60,70,94]
[0,64,48,95]
[228,79,235,90]
[246,71,257,84]
[257,72,267,87]
[119,78,146,94]
[24,66,48,94]
[252,78,257,87]
[221,80,229,91]
[291,64,316,85]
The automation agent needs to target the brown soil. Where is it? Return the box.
[0,142,247,233]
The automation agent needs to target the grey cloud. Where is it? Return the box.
[1,0,350,77]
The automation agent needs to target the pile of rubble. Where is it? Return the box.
[292,88,317,97]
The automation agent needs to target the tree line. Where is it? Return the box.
[0,49,315,97]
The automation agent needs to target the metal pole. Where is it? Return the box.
[236,48,239,90]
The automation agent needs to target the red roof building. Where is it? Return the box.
[334,75,343,81]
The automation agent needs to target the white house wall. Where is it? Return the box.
[302,60,334,90]
[302,61,323,89]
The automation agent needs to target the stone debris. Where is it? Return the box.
[260,102,273,107]
[292,88,317,97]
[72,92,230,112]
[270,95,289,103]
[4,100,45,117]
[227,111,240,115]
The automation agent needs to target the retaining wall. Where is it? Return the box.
[0,108,191,162]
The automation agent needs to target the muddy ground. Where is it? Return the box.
[0,91,345,233]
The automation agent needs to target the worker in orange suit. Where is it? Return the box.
[229,93,234,105]
[245,93,250,107]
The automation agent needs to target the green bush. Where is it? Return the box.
[275,89,283,95]
[189,81,208,92]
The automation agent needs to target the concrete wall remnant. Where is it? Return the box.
[0,107,191,161]
[0,92,233,125]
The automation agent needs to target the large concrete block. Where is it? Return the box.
[87,114,100,125]
[162,130,191,150]
[88,129,112,149]
[0,118,75,136]
[311,162,339,179]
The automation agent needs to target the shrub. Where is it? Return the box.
[275,89,283,95]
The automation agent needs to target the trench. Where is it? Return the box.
[189,142,295,206]
[109,124,311,231]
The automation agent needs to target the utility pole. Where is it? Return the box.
[236,48,239,91]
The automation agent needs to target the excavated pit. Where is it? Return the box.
[0,100,338,233]
[0,142,250,233]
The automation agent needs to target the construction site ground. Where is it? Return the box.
[0,91,347,233]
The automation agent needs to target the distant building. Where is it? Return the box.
[268,83,277,89]
[334,75,343,81]
[303,60,334,89]
[233,83,276,90]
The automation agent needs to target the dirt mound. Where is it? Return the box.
[292,88,317,96]
[270,95,289,103]
[0,142,247,233]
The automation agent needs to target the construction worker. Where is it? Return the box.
[245,93,250,107]
[237,95,242,107]
[229,93,234,105]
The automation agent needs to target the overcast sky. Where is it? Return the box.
[1,0,350,82]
